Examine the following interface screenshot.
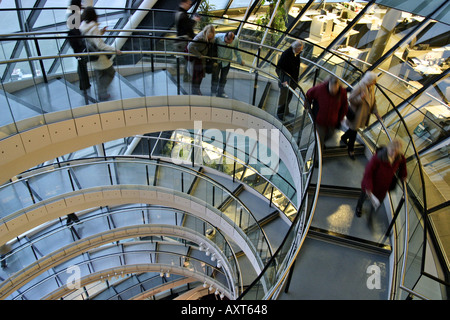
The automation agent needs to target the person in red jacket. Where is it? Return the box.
[356,139,407,217]
[305,76,348,154]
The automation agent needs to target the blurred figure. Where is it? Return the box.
[211,31,244,98]
[187,24,215,95]
[305,75,348,155]
[341,72,380,160]
[356,139,407,217]
[80,7,122,101]
[276,40,304,120]
[175,0,199,44]
[174,0,200,81]
[67,0,91,91]
[66,213,80,226]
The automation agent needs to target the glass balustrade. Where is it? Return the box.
[41,131,299,216]
[67,273,188,300]
[10,249,229,300]
[0,158,272,270]
[0,205,241,296]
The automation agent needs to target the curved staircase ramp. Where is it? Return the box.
[0,157,297,299]
[1,224,235,300]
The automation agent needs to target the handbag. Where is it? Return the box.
[205,42,217,74]
[205,59,214,74]
[83,39,112,61]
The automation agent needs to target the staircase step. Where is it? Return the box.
[308,226,391,255]
[310,192,391,246]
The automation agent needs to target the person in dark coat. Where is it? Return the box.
[174,0,200,81]
[175,0,199,41]
[67,0,91,91]
[276,40,304,120]
[305,75,348,155]
[356,139,407,217]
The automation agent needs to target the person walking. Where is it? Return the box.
[356,139,407,217]
[211,31,244,98]
[174,0,200,81]
[67,0,91,91]
[187,24,215,95]
[80,7,122,101]
[305,75,348,155]
[175,0,199,44]
[276,40,304,120]
[341,72,380,160]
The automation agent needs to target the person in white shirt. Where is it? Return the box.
[80,7,122,101]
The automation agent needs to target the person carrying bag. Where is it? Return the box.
[79,7,121,101]
[341,72,380,160]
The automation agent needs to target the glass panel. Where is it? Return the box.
[0,1,22,33]
[433,2,450,25]
[421,148,449,207]
[428,206,450,291]
[34,2,69,29]
[205,0,229,11]
[0,183,34,219]
[376,0,448,18]
[96,0,127,9]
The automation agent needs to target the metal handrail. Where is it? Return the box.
[136,134,298,210]
[10,249,231,300]
[267,129,322,299]
[0,156,273,254]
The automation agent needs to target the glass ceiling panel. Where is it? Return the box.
[376,0,448,19]
[433,2,450,26]
[211,0,233,10]
[95,0,128,8]
[229,0,253,9]
[33,1,69,29]
[0,0,22,33]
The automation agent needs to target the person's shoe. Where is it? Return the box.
[218,92,228,98]
[355,207,362,217]
[348,150,355,160]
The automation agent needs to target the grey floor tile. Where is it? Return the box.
[278,237,390,300]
